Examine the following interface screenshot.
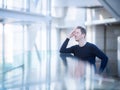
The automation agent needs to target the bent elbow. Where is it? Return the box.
[105,56,108,63]
[59,49,64,53]
[59,50,62,53]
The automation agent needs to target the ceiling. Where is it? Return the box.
[98,0,120,20]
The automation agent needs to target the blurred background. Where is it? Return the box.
[0,0,120,90]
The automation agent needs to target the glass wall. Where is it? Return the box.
[0,0,2,8]
[5,0,24,10]
[3,24,23,66]
[0,0,62,89]
[0,24,25,88]
[0,0,49,15]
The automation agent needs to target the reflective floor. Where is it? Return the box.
[0,51,120,90]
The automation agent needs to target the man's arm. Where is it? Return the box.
[60,29,76,53]
[99,56,108,74]
[59,38,74,53]
[93,45,108,74]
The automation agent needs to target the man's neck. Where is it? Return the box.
[78,38,87,47]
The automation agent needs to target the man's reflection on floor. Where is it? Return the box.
[60,53,95,78]
[60,53,95,90]
[59,53,115,90]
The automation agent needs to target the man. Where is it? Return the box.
[59,26,108,74]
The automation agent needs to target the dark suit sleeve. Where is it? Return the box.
[59,38,74,53]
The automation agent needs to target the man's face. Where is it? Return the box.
[74,29,84,42]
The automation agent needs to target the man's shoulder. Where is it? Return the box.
[72,44,79,48]
[86,42,94,45]
[86,42,97,48]
[68,44,80,49]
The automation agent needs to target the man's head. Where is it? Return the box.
[73,26,86,42]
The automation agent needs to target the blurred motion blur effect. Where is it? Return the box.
[0,0,120,90]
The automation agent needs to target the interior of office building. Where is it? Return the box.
[0,0,120,90]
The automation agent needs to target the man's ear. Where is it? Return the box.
[82,34,85,38]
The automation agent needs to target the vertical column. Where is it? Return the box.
[118,36,120,77]
[86,8,96,43]
[21,25,25,90]
[2,23,5,89]
[26,0,30,12]
[2,0,4,8]
[24,25,31,90]
[46,0,51,89]
[2,0,6,8]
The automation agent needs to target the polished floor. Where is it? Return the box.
[0,51,120,90]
